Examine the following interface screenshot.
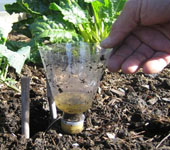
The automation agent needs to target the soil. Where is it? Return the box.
[0,33,170,150]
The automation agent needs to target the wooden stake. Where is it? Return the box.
[47,79,57,121]
[21,77,30,139]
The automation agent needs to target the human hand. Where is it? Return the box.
[101,0,170,74]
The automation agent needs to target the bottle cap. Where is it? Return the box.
[61,114,85,134]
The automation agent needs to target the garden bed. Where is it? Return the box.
[0,32,170,149]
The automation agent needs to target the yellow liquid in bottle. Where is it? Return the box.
[54,92,92,114]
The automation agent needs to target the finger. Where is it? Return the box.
[141,0,170,25]
[153,22,170,40]
[124,34,141,49]
[121,44,154,74]
[109,34,141,57]
[133,26,170,53]
[101,0,141,48]
[143,52,170,74]
[107,35,141,72]
[107,45,133,72]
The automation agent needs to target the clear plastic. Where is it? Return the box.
[39,42,106,114]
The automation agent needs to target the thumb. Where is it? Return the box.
[101,0,141,48]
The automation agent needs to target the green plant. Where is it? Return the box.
[5,0,127,50]
[0,27,30,92]
[1,0,126,91]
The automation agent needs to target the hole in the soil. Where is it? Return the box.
[128,119,170,138]
[117,130,126,138]
[30,89,37,98]
[30,99,50,137]
[131,113,142,122]
[144,120,170,138]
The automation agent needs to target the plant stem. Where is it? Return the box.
[4,63,9,80]
[1,58,8,80]
[0,78,21,93]
[67,0,71,5]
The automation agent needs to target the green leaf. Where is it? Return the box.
[6,40,29,51]
[87,0,127,41]
[85,0,104,4]
[5,0,52,16]
[0,25,12,45]
[0,45,30,74]
[0,36,6,45]
[5,3,26,14]
[6,40,41,64]
[49,2,89,25]
[30,16,81,43]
